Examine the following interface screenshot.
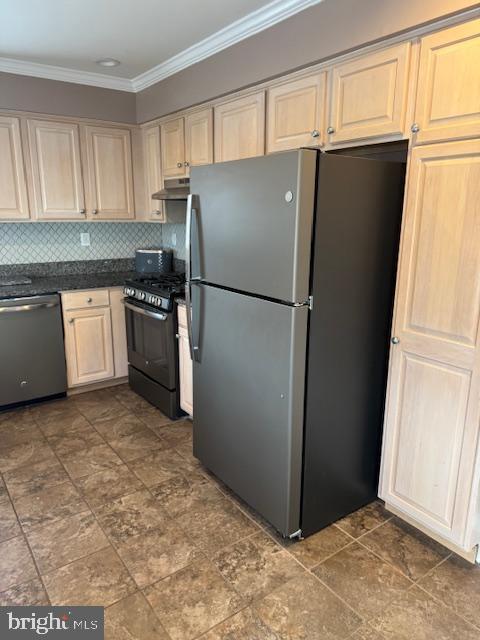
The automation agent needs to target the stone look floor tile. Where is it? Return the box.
[61,443,123,479]
[94,489,168,544]
[26,510,109,574]
[91,412,145,440]
[3,457,69,500]
[37,412,90,438]
[361,517,450,581]
[418,554,480,629]
[129,448,200,487]
[350,625,386,640]
[0,439,56,473]
[46,421,104,456]
[108,426,167,462]
[13,481,89,530]
[152,419,193,448]
[115,522,201,588]
[0,535,38,592]
[313,541,412,619]
[30,399,81,427]
[136,405,174,429]
[0,407,36,426]
[74,464,143,508]
[174,441,201,467]
[270,524,352,569]
[175,496,259,557]
[0,421,44,448]
[0,477,8,503]
[369,585,479,640]
[0,498,21,542]
[336,501,392,539]
[199,607,281,639]
[43,547,136,607]
[253,572,362,640]
[145,558,246,640]
[213,531,304,601]
[105,591,171,640]
[74,393,130,423]
[0,578,49,606]
[151,473,223,518]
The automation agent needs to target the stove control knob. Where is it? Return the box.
[139,292,146,301]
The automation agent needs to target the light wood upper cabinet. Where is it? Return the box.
[380,139,480,549]
[0,115,29,220]
[82,125,135,219]
[142,124,164,221]
[328,42,411,144]
[413,19,480,144]
[185,108,213,169]
[267,73,327,152]
[214,92,265,162]
[27,119,85,220]
[161,118,186,177]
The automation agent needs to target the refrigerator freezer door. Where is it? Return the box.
[189,148,317,304]
[192,283,308,536]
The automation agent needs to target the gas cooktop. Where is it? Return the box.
[124,272,185,311]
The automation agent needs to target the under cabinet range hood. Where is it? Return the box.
[152,177,190,201]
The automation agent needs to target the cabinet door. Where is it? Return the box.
[185,108,213,169]
[27,119,85,220]
[178,325,193,416]
[64,306,115,387]
[214,92,265,162]
[161,118,186,177]
[328,42,410,144]
[110,288,129,379]
[0,115,29,220]
[380,139,480,548]
[83,126,135,219]
[413,19,480,143]
[267,73,327,152]
[143,125,165,221]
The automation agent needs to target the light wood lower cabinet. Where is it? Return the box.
[379,139,480,555]
[177,304,193,416]
[328,42,411,145]
[62,287,128,388]
[214,92,265,162]
[413,18,480,144]
[0,115,29,220]
[27,119,86,220]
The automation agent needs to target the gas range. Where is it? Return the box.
[123,273,185,312]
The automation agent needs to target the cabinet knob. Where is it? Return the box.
[176,162,183,168]
[68,318,74,324]
[153,210,162,215]
[92,209,98,215]
[411,123,420,133]
[311,130,320,138]
[86,297,93,303]
[79,208,86,214]
[184,161,190,167]
[391,336,400,344]
[326,126,335,135]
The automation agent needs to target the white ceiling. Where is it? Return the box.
[0,0,322,92]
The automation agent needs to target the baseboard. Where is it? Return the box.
[67,377,128,396]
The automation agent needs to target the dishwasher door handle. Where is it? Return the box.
[0,301,59,313]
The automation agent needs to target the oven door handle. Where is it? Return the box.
[122,299,168,321]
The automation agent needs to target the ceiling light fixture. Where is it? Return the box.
[96,58,120,67]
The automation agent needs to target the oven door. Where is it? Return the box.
[123,298,177,390]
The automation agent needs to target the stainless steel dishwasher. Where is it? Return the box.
[0,294,67,408]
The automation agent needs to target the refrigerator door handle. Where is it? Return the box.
[186,194,201,361]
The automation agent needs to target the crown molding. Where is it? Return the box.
[0,56,135,92]
[0,0,324,93]
[131,0,324,91]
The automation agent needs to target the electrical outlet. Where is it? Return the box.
[172,232,177,246]
[80,232,91,247]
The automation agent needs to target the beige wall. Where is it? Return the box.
[136,0,479,122]
[0,72,136,123]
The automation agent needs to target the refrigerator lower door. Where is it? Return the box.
[192,283,308,537]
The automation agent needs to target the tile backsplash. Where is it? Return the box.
[0,222,164,265]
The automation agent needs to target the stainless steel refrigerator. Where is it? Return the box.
[188,148,405,539]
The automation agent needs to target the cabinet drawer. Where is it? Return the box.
[177,303,188,329]
[62,288,110,311]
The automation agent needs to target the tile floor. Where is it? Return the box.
[0,385,479,639]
